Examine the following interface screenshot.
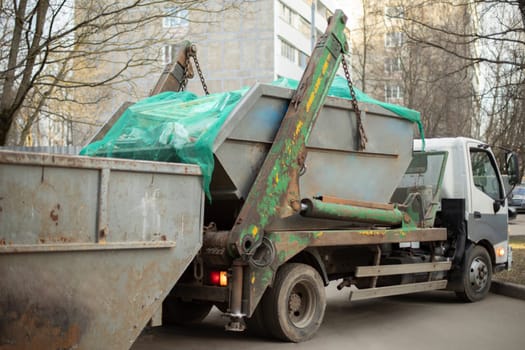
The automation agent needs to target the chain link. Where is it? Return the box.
[192,53,210,95]
[180,49,209,95]
[342,56,367,151]
[180,55,191,92]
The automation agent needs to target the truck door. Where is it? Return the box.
[467,145,507,246]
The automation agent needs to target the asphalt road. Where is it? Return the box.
[133,217,525,350]
[132,285,525,350]
[509,213,525,236]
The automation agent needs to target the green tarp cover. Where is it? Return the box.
[81,76,423,199]
[273,76,425,142]
[81,88,248,199]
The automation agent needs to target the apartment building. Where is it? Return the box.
[349,0,479,137]
[182,0,352,92]
[59,0,354,145]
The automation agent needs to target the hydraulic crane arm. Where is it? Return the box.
[227,10,349,259]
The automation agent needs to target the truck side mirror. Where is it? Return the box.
[493,200,501,213]
[506,152,521,185]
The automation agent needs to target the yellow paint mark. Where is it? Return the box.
[322,60,329,74]
[305,56,331,112]
[359,230,386,236]
[252,225,259,237]
[251,275,256,284]
[294,120,304,137]
[322,62,328,74]
[314,231,324,239]
[275,173,279,184]
[306,78,321,112]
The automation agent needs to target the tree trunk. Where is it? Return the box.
[0,111,13,146]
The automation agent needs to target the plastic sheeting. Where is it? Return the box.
[81,89,248,199]
[81,76,423,199]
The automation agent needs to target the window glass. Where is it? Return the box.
[385,6,405,19]
[162,44,178,65]
[385,57,402,73]
[470,148,502,200]
[163,8,188,28]
[280,38,309,69]
[385,32,404,47]
[384,84,403,100]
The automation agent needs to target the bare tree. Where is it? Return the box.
[396,0,524,170]
[350,0,478,138]
[0,0,243,146]
[350,0,385,93]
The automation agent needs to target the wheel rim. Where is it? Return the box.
[469,257,489,292]
[287,280,317,328]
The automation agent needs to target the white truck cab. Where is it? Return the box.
[414,137,516,271]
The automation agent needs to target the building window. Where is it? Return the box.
[298,51,308,69]
[385,84,404,100]
[385,57,402,73]
[281,40,296,62]
[162,44,177,65]
[163,8,189,28]
[317,1,328,18]
[279,1,311,38]
[279,2,293,24]
[385,6,405,19]
[280,38,309,69]
[385,31,404,47]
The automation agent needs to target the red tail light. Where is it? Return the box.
[209,271,228,286]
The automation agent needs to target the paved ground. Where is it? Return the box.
[509,214,525,236]
[133,216,525,350]
[132,284,525,350]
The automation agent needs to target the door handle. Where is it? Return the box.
[474,211,482,218]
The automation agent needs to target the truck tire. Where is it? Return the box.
[246,302,270,338]
[162,297,213,326]
[262,263,326,342]
[456,245,492,302]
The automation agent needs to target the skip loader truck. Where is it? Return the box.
[0,9,521,349]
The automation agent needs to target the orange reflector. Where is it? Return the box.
[497,247,505,257]
[210,271,228,286]
[219,271,228,287]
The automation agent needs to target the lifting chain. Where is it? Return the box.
[180,48,210,95]
[179,55,192,92]
[342,55,367,151]
[192,53,210,95]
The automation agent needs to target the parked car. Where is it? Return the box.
[508,206,517,220]
[509,185,525,213]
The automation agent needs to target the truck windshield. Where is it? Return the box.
[391,151,447,206]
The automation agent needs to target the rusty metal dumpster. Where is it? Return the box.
[0,151,204,350]
[211,83,414,204]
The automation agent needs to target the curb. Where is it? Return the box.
[491,280,525,301]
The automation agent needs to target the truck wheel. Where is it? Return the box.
[263,263,326,342]
[246,302,270,338]
[456,245,492,302]
[162,298,213,326]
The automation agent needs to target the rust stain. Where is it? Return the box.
[0,299,85,350]
[49,204,60,224]
[0,238,6,245]
[99,227,108,243]
[37,236,74,244]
